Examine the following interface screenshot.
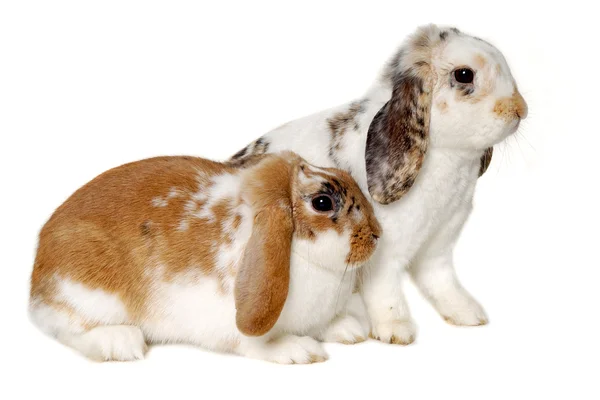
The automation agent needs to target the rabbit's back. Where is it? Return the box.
[30,156,253,339]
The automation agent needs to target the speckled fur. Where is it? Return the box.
[229,24,528,344]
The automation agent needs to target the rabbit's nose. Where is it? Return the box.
[494,90,528,121]
[514,90,528,119]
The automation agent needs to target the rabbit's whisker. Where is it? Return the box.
[334,262,350,314]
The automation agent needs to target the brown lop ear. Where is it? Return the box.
[479,147,493,177]
[234,155,296,336]
[365,72,432,205]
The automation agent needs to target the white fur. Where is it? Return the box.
[137,223,359,361]
[214,203,254,291]
[143,270,241,350]
[292,228,351,272]
[278,247,356,333]
[167,188,181,198]
[239,334,327,364]
[29,297,86,338]
[246,26,524,342]
[29,281,145,361]
[57,278,130,324]
[62,325,147,362]
[151,197,168,207]
[193,173,241,221]
[317,312,368,344]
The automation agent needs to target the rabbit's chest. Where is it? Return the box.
[374,150,480,259]
[274,253,355,335]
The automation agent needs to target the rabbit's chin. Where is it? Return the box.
[490,118,521,147]
[291,230,353,274]
[508,118,521,134]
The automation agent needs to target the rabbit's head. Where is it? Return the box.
[235,152,381,336]
[367,24,528,204]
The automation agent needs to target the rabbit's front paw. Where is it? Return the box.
[319,314,368,344]
[369,319,416,345]
[439,296,488,326]
[71,325,147,362]
[244,335,328,364]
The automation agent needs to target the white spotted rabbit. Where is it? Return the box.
[229,24,528,344]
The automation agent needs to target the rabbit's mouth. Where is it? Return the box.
[505,117,522,137]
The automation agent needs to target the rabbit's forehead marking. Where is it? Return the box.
[296,164,341,193]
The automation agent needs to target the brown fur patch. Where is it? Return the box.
[474,54,487,69]
[348,223,379,265]
[235,156,295,336]
[30,157,237,322]
[437,100,448,113]
[494,90,528,120]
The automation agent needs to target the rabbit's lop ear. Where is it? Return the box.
[479,147,493,177]
[235,155,296,337]
[365,73,431,205]
[365,27,440,205]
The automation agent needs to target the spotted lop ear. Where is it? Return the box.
[234,155,296,336]
[365,67,433,205]
[479,147,493,176]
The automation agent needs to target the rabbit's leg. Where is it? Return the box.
[361,247,416,345]
[29,287,147,362]
[410,210,488,326]
[29,222,148,361]
[238,333,328,364]
[62,325,147,361]
[315,293,369,344]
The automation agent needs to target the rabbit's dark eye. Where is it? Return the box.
[312,195,334,213]
[454,68,474,84]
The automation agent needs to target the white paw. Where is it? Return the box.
[245,335,328,364]
[319,314,368,344]
[370,320,416,345]
[74,325,147,362]
[439,297,488,326]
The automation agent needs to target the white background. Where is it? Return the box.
[1,1,598,399]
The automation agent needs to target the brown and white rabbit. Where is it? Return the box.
[28,151,381,364]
